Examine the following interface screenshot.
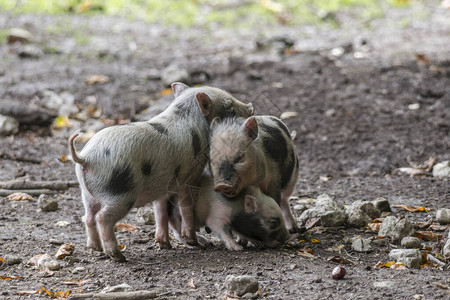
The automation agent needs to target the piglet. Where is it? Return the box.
[209,115,300,233]
[69,83,253,261]
[167,174,291,250]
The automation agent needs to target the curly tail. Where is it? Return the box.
[69,132,86,166]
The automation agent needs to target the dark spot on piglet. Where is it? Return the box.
[191,130,201,157]
[104,147,110,157]
[142,162,152,176]
[218,160,236,182]
[232,212,266,241]
[269,117,291,138]
[148,122,168,135]
[107,165,134,195]
[174,165,181,180]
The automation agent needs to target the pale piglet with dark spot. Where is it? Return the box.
[69,83,253,261]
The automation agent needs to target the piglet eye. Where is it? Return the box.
[269,217,280,229]
[235,154,245,163]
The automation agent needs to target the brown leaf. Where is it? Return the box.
[40,287,72,298]
[433,282,449,290]
[367,223,382,232]
[1,276,21,280]
[84,74,109,85]
[159,88,173,97]
[416,231,443,241]
[7,192,34,201]
[393,205,431,213]
[429,224,448,231]
[55,244,75,259]
[297,247,316,258]
[115,223,138,232]
[62,279,91,286]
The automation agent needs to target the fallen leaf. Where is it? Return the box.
[429,224,448,231]
[296,198,315,204]
[327,255,356,265]
[17,290,41,295]
[367,223,382,232]
[55,244,75,259]
[7,192,34,201]
[415,53,430,65]
[416,218,433,229]
[311,238,320,243]
[280,111,298,120]
[297,247,316,258]
[40,287,72,298]
[0,257,4,263]
[416,231,443,241]
[159,88,173,97]
[53,116,72,129]
[393,205,431,213]
[59,155,68,163]
[390,262,407,270]
[372,218,384,223]
[115,223,138,232]
[62,279,91,286]
[376,261,396,268]
[1,276,21,280]
[188,278,196,289]
[305,217,320,230]
[433,282,449,290]
[84,74,109,85]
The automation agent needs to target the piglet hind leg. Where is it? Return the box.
[154,197,172,249]
[82,191,102,252]
[95,201,133,262]
[177,184,199,247]
[280,188,301,234]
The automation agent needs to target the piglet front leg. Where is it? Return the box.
[177,184,199,246]
[154,197,172,249]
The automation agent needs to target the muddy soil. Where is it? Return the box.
[1,2,449,299]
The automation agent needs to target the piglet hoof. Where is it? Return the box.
[107,249,127,262]
[157,241,172,250]
[87,242,102,252]
[197,234,213,249]
[227,244,244,251]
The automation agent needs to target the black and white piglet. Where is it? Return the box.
[69,83,253,261]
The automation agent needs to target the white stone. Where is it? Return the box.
[299,194,348,227]
[389,249,421,269]
[101,283,134,293]
[351,237,372,252]
[401,237,421,249]
[436,208,450,225]
[0,115,19,136]
[443,233,450,258]
[378,216,415,242]
[161,64,189,86]
[432,161,450,179]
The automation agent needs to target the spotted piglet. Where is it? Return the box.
[69,83,253,261]
[209,116,300,233]
[167,174,291,251]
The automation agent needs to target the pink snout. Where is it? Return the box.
[214,183,238,198]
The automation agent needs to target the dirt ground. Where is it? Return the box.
[1,2,449,299]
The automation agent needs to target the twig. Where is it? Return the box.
[0,180,79,190]
[427,253,446,267]
[69,290,159,300]
[0,152,42,164]
[0,189,53,196]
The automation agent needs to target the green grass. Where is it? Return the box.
[0,0,410,28]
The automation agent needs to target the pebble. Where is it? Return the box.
[7,28,32,44]
[432,161,450,179]
[55,221,71,227]
[18,45,44,58]
[3,255,22,266]
[49,238,64,245]
[38,195,58,212]
[101,283,134,293]
[346,208,372,228]
[378,216,415,242]
[299,194,348,227]
[0,115,19,136]
[373,281,395,289]
[443,233,450,258]
[389,249,422,269]
[225,275,259,297]
[43,260,61,271]
[401,237,422,249]
[161,64,189,86]
[371,197,391,213]
[72,266,86,274]
[351,237,372,252]
[436,208,450,225]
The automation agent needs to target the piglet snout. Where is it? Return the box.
[214,184,238,198]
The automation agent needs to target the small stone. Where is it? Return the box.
[0,115,19,136]
[38,195,58,212]
[378,216,415,242]
[101,283,134,293]
[136,207,155,225]
[443,233,450,258]
[432,161,450,179]
[389,249,422,269]
[373,281,395,289]
[436,208,450,225]
[351,237,372,252]
[43,260,61,271]
[299,194,348,227]
[289,264,297,270]
[320,210,348,227]
[49,238,63,245]
[3,255,22,266]
[161,65,189,86]
[347,209,372,228]
[18,45,44,58]
[7,28,32,44]
[371,197,391,213]
[72,267,86,274]
[225,275,259,297]
[41,90,64,112]
[55,221,71,227]
[401,237,422,249]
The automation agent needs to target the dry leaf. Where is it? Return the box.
[1,276,18,280]
[59,155,68,163]
[311,238,320,244]
[62,279,91,286]
[55,244,75,259]
[376,261,396,268]
[367,223,381,232]
[305,217,321,230]
[28,253,52,266]
[7,192,34,201]
[372,218,384,223]
[159,88,173,97]
[429,224,448,231]
[53,116,72,129]
[17,290,41,295]
[297,247,316,258]
[0,257,4,263]
[40,287,72,298]
[296,198,315,204]
[415,53,430,65]
[280,111,298,120]
[327,255,356,265]
[393,205,430,213]
[84,74,109,85]
[115,223,138,232]
[433,282,449,290]
[188,278,196,289]
[416,231,443,241]
[390,262,407,270]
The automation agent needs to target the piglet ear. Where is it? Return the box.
[210,117,221,130]
[196,92,212,117]
[171,82,189,98]
[243,116,258,140]
[244,195,258,214]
